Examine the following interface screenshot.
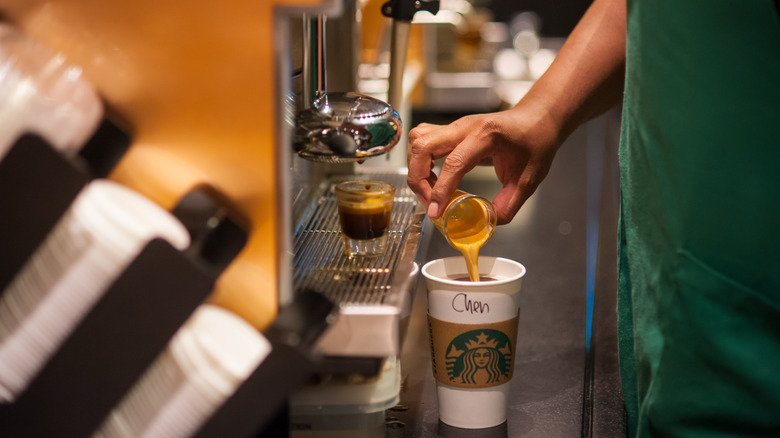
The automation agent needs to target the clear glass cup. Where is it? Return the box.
[334,180,396,257]
[430,190,497,281]
[431,190,496,251]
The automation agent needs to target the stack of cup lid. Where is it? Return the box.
[0,179,191,402]
[94,304,272,438]
[0,23,103,160]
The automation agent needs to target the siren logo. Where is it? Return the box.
[445,329,513,386]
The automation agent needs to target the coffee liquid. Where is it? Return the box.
[444,197,491,282]
[452,276,498,282]
[338,204,391,240]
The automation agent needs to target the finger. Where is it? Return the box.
[407,125,464,206]
[409,118,477,155]
[406,146,436,205]
[492,184,526,225]
[412,171,439,207]
[427,155,467,219]
[407,123,462,166]
[406,167,438,207]
[408,122,442,139]
[428,128,493,218]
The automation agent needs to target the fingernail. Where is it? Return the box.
[428,202,439,218]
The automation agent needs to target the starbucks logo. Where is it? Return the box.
[445,329,513,386]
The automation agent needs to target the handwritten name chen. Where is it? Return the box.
[451,293,490,314]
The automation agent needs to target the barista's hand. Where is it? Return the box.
[407,100,563,225]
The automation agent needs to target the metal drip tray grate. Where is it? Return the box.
[293,172,425,357]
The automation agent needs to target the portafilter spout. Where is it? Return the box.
[293,91,403,162]
[293,14,402,163]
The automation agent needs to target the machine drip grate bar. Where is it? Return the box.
[293,173,420,307]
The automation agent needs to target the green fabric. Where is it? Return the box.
[618,1,780,437]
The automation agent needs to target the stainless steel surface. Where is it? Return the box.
[315,15,327,96]
[294,3,402,163]
[294,171,426,357]
[293,92,402,163]
[324,0,360,94]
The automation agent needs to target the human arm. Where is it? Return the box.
[407,0,627,225]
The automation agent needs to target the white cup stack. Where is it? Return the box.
[94,304,272,438]
[0,179,191,402]
[0,23,103,160]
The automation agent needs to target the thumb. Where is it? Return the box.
[492,185,526,225]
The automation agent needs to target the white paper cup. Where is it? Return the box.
[0,23,102,159]
[422,256,526,429]
[95,305,272,438]
[0,179,190,401]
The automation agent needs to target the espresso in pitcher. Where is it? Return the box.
[432,191,497,282]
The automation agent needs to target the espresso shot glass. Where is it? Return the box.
[334,180,395,257]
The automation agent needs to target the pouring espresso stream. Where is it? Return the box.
[431,191,497,282]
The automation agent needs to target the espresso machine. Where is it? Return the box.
[0,0,438,436]
[287,1,441,434]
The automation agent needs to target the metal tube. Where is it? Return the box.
[315,14,327,97]
[301,14,312,109]
[387,19,411,111]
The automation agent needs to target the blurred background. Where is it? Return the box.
[490,0,590,37]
